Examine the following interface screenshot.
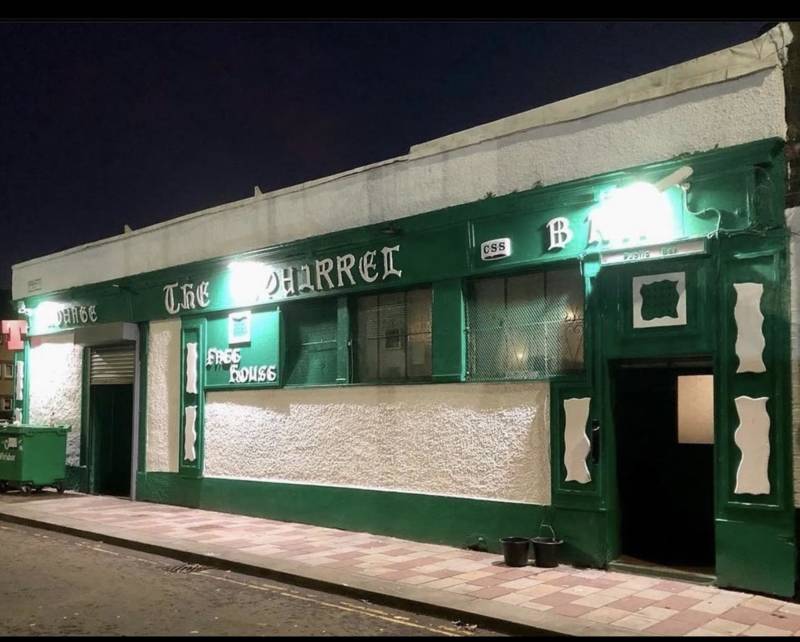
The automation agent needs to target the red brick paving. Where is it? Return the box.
[10,493,800,637]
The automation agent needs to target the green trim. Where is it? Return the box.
[66,464,89,492]
[432,279,466,382]
[79,347,90,467]
[336,296,350,384]
[136,472,606,566]
[137,322,149,474]
[12,344,28,423]
[179,317,205,478]
[18,139,784,337]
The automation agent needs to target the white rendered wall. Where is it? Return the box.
[786,207,800,506]
[28,332,83,466]
[204,382,550,505]
[145,319,180,472]
[12,63,788,299]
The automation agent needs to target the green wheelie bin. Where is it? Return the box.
[0,424,71,495]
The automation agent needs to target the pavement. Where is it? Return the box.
[2,493,800,637]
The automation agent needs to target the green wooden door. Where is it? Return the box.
[714,234,796,597]
[596,239,796,596]
[90,384,133,496]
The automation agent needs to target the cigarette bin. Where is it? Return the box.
[0,424,70,495]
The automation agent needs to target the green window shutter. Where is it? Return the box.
[284,298,338,386]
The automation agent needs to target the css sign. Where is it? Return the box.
[480,238,512,261]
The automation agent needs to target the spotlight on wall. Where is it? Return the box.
[228,260,271,306]
[588,166,692,247]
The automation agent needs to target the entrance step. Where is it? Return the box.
[608,558,716,586]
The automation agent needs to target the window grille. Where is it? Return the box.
[355,288,432,383]
[467,268,584,380]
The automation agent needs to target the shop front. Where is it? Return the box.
[10,136,795,596]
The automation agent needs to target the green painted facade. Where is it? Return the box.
[14,138,798,597]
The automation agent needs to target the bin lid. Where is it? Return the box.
[0,424,71,435]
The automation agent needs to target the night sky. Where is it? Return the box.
[0,20,774,291]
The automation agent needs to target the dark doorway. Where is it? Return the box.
[613,359,715,571]
[89,384,133,497]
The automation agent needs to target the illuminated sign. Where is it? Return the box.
[164,281,210,315]
[56,305,97,327]
[599,239,706,265]
[227,245,402,307]
[1,320,28,351]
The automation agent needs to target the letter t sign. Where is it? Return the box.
[1,320,28,351]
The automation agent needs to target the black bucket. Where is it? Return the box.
[500,537,530,567]
[531,523,562,568]
[531,537,562,567]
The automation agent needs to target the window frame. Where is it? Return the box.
[351,285,433,385]
[465,264,586,382]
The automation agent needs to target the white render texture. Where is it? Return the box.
[12,25,793,300]
[28,331,83,466]
[786,207,800,506]
[204,382,551,504]
[145,319,180,472]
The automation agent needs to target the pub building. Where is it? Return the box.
[7,24,800,597]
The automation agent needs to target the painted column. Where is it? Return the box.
[180,318,205,477]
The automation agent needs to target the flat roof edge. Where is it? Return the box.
[409,23,794,159]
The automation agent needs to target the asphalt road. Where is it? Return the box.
[0,521,505,636]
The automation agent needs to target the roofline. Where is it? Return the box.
[12,22,794,274]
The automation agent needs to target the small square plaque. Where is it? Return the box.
[228,311,252,345]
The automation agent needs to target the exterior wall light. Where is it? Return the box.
[228,260,271,307]
[588,166,693,247]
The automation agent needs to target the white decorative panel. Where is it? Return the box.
[563,397,591,484]
[184,405,197,462]
[632,272,686,328]
[13,408,21,424]
[14,361,23,401]
[185,342,198,394]
[733,283,766,374]
[734,396,770,495]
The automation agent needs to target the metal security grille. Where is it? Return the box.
[89,345,136,385]
[466,268,584,381]
[355,288,432,383]
[284,298,338,386]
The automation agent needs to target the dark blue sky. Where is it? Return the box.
[0,20,773,289]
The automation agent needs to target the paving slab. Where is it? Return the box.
[1,492,797,637]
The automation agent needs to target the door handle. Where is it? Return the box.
[590,420,601,465]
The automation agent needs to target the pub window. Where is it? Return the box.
[355,288,432,383]
[466,267,584,380]
[0,396,12,412]
[284,297,338,387]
